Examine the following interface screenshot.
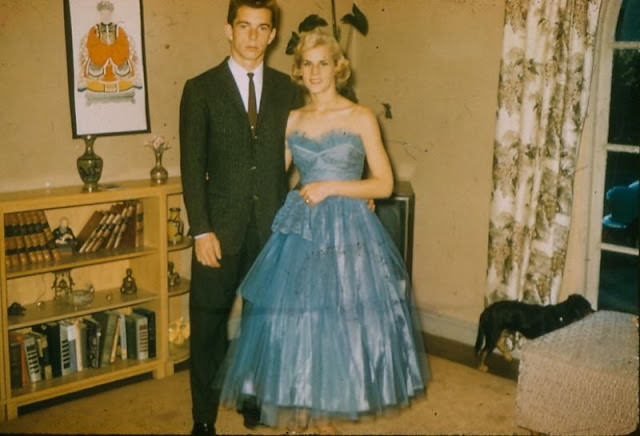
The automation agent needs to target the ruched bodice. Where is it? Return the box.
[287,129,365,184]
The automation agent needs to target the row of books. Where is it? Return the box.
[3,200,144,270]
[8,307,156,390]
[75,200,144,254]
[4,210,63,269]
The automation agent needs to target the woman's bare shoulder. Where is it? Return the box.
[348,104,378,131]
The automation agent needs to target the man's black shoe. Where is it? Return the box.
[191,422,216,436]
[241,407,264,430]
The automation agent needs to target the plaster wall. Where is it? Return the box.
[0,0,594,343]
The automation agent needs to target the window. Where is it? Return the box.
[587,0,639,315]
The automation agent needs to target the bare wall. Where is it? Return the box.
[0,0,593,343]
[353,0,505,325]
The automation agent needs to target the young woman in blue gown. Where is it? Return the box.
[218,28,428,433]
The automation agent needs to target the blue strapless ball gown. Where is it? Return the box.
[218,129,428,427]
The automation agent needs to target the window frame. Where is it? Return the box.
[586,0,640,308]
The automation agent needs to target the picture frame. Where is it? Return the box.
[63,0,150,137]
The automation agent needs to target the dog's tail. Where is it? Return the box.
[474,310,487,355]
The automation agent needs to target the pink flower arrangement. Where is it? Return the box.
[145,135,170,153]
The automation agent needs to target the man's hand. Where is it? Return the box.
[195,232,222,268]
[366,198,376,212]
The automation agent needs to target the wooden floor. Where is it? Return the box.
[15,333,519,418]
[424,333,520,381]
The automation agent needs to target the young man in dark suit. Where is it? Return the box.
[179,1,300,435]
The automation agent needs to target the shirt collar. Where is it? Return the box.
[227,56,264,82]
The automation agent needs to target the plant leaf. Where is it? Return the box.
[382,103,392,119]
[298,14,328,33]
[341,4,368,36]
[286,31,300,55]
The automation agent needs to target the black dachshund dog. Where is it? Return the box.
[474,294,594,372]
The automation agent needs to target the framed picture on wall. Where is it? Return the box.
[63,0,150,137]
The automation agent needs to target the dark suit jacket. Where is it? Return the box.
[179,58,300,255]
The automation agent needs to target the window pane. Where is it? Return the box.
[608,49,640,145]
[597,250,639,315]
[601,152,639,248]
[615,0,640,41]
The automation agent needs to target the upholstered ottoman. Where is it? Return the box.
[515,310,639,435]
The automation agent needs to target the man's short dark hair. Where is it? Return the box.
[227,0,279,29]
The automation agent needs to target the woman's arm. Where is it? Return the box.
[299,106,393,205]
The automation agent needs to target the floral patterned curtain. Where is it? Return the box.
[486,0,602,306]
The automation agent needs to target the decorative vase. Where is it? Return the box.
[150,149,168,184]
[77,135,103,192]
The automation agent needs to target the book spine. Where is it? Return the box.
[31,330,53,380]
[134,308,156,358]
[93,312,117,366]
[78,320,88,370]
[16,212,38,264]
[125,315,137,360]
[138,317,149,360]
[36,210,60,261]
[118,312,128,360]
[135,200,144,248]
[113,202,135,248]
[109,316,121,363]
[78,212,107,254]
[84,318,102,369]
[5,213,18,268]
[87,211,117,253]
[9,335,23,388]
[33,323,63,377]
[24,334,43,383]
[59,324,73,376]
[26,211,47,263]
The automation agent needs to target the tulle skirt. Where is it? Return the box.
[217,192,428,427]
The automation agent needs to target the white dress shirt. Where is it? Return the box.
[227,56,264,113]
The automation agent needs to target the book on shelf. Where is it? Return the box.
[77,319,88,370]
[84,209,116,253]
[8,335,23,388]
[76,210,106,254]
[117,200,143,249]
[23,333,43,383]
[30,329,53,380]
[114,311,128,360]
[105,204,131,249]
[15,212,37,264]
[109,315,121,364]
[33,322,73,377]
[90,204,127,252]
[83,317,102,369]
[8,332,28,388]
[3,210,58,268]
[59,322,74,376]
[26,210,52,263]
[92,311,119,366]
[60,320,80,373]
[125,312,149,360]
[133,307,156,358]
[11,214,29,266]
[113,201,136,249]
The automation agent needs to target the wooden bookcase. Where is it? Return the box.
[0,177,190,420]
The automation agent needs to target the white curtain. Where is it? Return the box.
[485,0,602,306]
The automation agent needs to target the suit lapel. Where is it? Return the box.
[258,67,277,129]
[219,59,248,122]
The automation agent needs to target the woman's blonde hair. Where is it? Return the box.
[291,28,351,89]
